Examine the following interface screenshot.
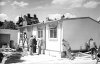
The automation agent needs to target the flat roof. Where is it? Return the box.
[18,17,99,29]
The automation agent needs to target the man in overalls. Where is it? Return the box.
[89,38,97,60]
[62,39,74,60]
[29,36,34,55]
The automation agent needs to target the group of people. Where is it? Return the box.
[0,35,45,63]
[1,36,100,63]
[29,35,45,55]
[87,38,100,64]
[88,38,100,60]
[62,38,100,60]
[29,35,37,55]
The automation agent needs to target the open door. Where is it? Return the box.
[0,34,10,48]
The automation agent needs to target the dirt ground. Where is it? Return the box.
[5,53,100,64]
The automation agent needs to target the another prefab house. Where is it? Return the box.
[0,29,19,48]
[18,17,100,57]
[17,23,46,49]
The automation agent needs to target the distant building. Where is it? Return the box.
[0,29,18,48]
[18,17,100,57]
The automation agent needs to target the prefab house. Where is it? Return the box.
[18,23,46,49]
[45,17,100,56]
[0,29,19,48]
[18,17,100,57]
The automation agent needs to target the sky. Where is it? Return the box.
[0,0,100,23]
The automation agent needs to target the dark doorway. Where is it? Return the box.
[0,34,10,48]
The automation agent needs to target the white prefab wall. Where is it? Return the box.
[0,29,19,48]
[32,26,37,37]
[46,23,62,51]
[62,18,100,50]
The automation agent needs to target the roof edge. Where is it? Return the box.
[18,17,100,29]
[62,17,100,24]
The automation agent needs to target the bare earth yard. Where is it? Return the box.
[7,53,100,64]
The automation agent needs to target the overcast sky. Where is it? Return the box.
[0,0,100,23]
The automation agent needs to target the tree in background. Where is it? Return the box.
[0,20,17,30]
[7,21,17,30]
[0,21,3,27]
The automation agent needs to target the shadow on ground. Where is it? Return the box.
[5,53,25,64]
[5,58,25,64]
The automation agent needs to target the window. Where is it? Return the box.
[38,30,43,38]
[20,33,23,40]
[49,27,57,38]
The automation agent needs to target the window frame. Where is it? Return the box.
[37,29,43,38]
[49,26,57,39]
